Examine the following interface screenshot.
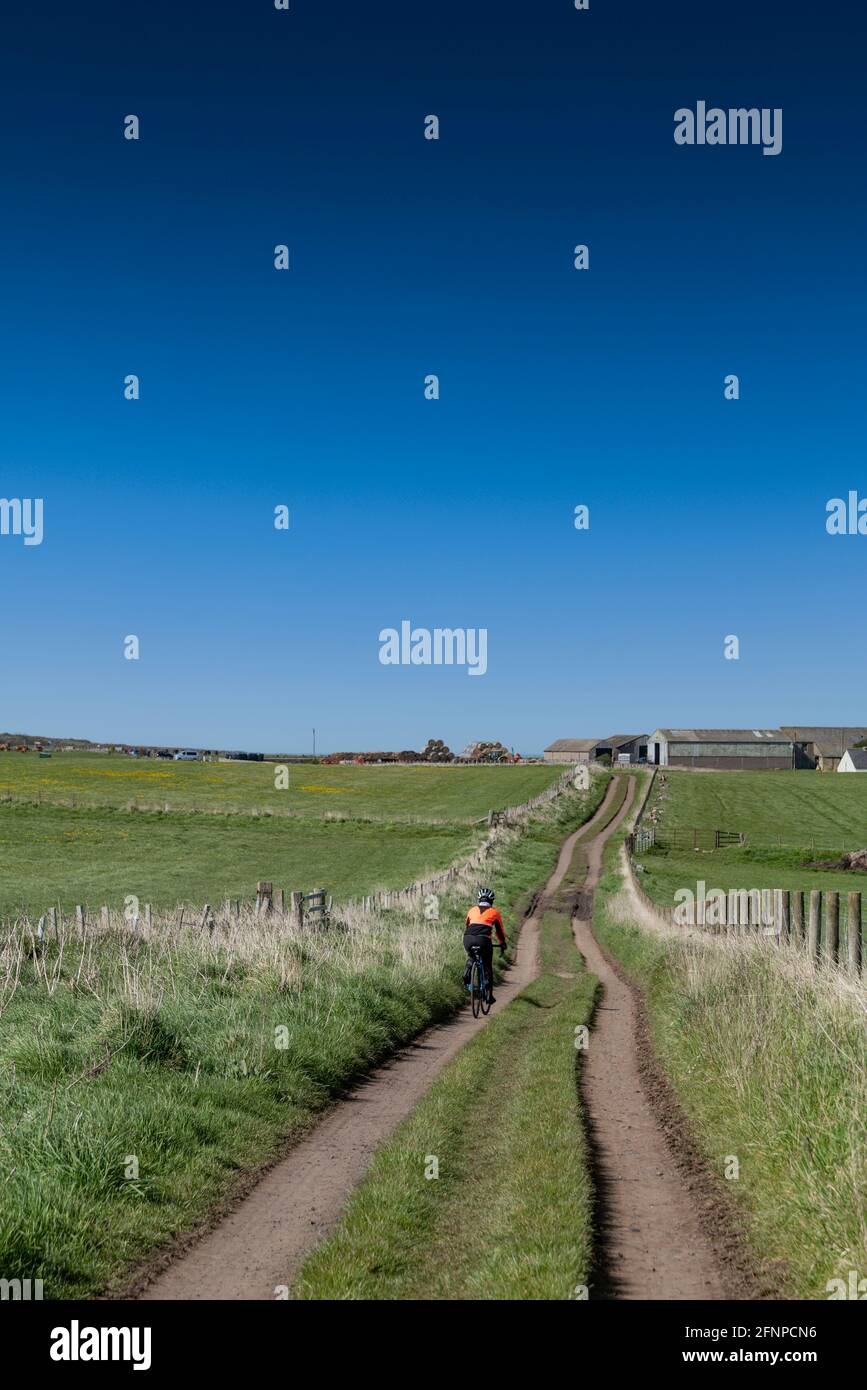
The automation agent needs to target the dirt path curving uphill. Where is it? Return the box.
[135,778,625,1301]
[573,777,729,1299]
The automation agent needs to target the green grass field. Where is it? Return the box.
[0,803,478,917]
[0,754,563,919]
[651,769,867,846]
[0,751,560,822]
[639,770,867,906]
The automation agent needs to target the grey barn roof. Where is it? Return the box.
[602,733,648,747]
[544,738,599,753]
[652,728,790,743]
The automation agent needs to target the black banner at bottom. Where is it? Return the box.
[7,1296,861,1376]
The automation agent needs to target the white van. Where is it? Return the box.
[173,750,200,761]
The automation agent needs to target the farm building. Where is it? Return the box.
[595,733,648,764]
[648,728,794,771]
[780,727,867,772]
[838,748,867,773]
[543,738,599,765]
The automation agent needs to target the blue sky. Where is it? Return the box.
[1,1,865,753]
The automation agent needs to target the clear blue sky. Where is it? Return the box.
[2,1,865,753]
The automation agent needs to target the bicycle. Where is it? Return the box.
[466,943,505,1018]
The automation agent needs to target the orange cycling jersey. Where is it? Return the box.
[465,905,507,947]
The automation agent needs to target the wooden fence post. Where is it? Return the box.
[847,892,861,976]
[275,887,285,913]
[48,907,58,937]
[791,891,804,943]
[780,890,790,942]
[256,881,273,915]
[825,892,839,964]
[145,903,153,930]
[808,890,821,961]
[75,905,85,931]
[290,891,303,928]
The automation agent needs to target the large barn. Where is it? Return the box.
[543,738,599,765]
[780,727,867,772]
[648,728,795,771]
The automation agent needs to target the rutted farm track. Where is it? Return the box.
[572,783,734,1299]
[134,776,738,1301]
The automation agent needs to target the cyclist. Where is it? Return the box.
[464,887,507,1003]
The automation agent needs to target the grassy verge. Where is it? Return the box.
[294,836,602,1300]
[594,819,867,1299]
[0,773,606,1299]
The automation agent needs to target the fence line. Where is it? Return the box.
[632,765,657,829]
[632,825,745,851]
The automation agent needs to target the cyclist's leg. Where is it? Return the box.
[462,933,476,984]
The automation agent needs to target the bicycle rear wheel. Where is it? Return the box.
[480,964,491,1015]
[470,961,482,1018]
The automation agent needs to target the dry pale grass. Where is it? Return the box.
[612,845,867,1014]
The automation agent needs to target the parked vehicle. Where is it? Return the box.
[173,750,200,761]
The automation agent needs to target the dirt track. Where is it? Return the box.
[573,777,728,1299]
[137,778,624,1300]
